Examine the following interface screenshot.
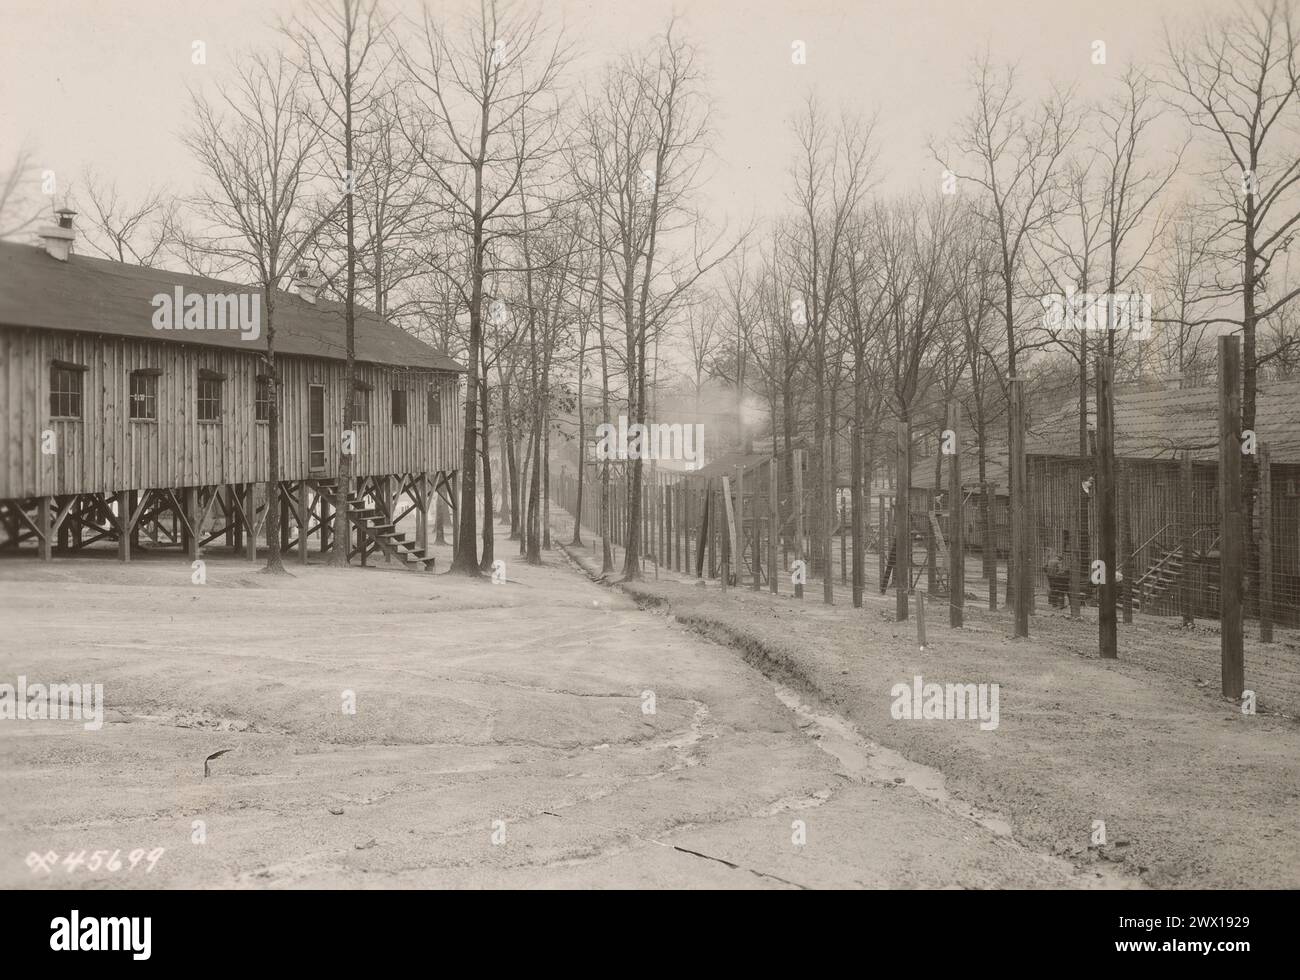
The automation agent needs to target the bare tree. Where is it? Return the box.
[283,0,392,567]
[186,51,326,574]
[934,53,1079,632]
[72,170,176,267]
[398,0,568,576]
[0,146,47,240]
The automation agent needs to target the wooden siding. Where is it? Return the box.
[1,327,462,498]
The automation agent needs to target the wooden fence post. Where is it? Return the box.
[1260,444,1273,643]
[1181,452,1194,627]
[1218,335,1245,697]
[793,448,805,599]
[948,400,964,628]
[1009,379,1029,637]
[769,458,779,594]
[896,419,910,621]
[1096,357,1117,659]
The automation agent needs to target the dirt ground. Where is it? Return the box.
[555,514,1300,889]
[0,532,1139,889]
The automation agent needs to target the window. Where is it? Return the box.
[255,376,272,422]
[391,389,407,425]
[50,362,85,418]
[352,383,370,424]
[197,369,225,422]
[130,369,159,421]
[427,381,442,426]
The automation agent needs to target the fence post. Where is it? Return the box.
[1260,444,1273,643]
[948,400,964,628]
[1181,452,1194,627]
[1218,335,1245,697]
[793,448,805,599]
[1096,356,1118,659]
[769,457,779,594]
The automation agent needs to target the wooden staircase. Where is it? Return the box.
[315,480,434,571]
[1131,547,1183,612]
[1130,532,1219,613]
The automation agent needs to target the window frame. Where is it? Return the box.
[391,388,407,426]
[129,368,160,422]
[197,369,225,424]
[49,360,87,420]
[255,374,272,424]
[352,381,371,425]
[427,381,442,426]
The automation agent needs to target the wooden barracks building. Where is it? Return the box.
[0,212,464,568]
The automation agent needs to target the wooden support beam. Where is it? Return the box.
[38,495,53,561]
[116,490,131,562]
[416,472,429,558]
[184,487,199,561]
[1218,335,1244,696]
[244,484,257,561]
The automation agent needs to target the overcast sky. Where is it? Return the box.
[1,0,1207,233]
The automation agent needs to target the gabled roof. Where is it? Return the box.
[0,240,463,373]
[1026,380,1300,464]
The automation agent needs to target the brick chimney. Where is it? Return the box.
[38,208,77,262]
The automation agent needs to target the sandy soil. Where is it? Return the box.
[0,532,1133,889]
[557,516,1300,889]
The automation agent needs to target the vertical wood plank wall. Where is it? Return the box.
[1,327,462,498]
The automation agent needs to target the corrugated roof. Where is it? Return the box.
[0,240,463,373]
[1026,380,1300,463]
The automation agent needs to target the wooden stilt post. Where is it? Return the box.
[1181,452,1194,627]
[231,486,243,553]
[1096,356,1118,659]
[296,482,309,564]
[38,496,52,561]
[948,400,964,628]
[116,490,131,562]
[225,485,235,547]
[1260,445,1273,643]
[245,484,258,561]
[129,490,141,553]
[1218,335,1244,696]
[184,486,199,561]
